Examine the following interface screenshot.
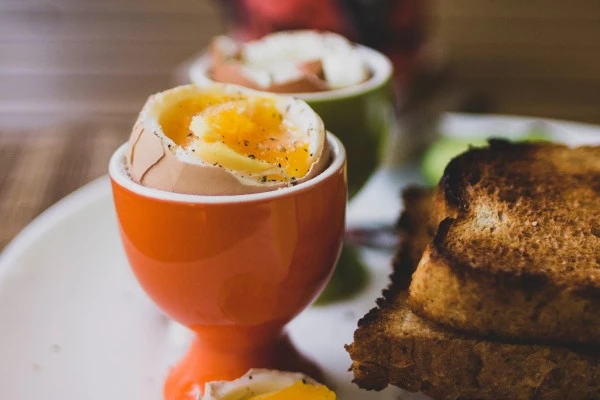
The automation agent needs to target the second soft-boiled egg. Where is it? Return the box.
[207,31,369,93]
[202,369,336,400]
[126,83,330,195]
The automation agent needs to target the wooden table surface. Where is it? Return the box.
[2,0,600,250]
[0,123,130,249]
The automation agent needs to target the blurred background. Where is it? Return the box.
[2,0,600,248]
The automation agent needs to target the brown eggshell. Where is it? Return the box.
[210,37,329,94]
[126,83,329,196]
[130,133,330,196]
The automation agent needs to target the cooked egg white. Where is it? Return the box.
[202,369,336,400]
[210,31,369,91]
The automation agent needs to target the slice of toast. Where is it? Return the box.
[348,292,600,400]
[347,187,600,399]
[408,140,600,345]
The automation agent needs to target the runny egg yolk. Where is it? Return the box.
[247,381,336,400]
[158,94,312,182]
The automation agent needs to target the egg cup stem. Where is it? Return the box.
[164,332,323,400]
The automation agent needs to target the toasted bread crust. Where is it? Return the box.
[409,141,600,345]
[390,186,435,290]
[409,245,600,346]
[348,293,600,400]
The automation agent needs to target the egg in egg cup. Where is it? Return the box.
[109,84,347,400]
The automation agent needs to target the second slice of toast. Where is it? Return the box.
[348,292,600,400]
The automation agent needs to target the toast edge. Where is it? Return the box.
[408,239,600,345]
[348,292,600,400]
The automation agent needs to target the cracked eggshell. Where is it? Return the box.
[210,36,329,94]
[202,369,320,400]
[126,83,329,196]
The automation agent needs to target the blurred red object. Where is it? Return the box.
[240,0,346,35]
[218,0,429,89]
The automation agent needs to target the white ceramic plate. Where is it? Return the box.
[1,114,599,400]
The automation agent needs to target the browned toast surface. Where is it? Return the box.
[348,184,600,399]
[409,140,600,345]
[348,292,600,400]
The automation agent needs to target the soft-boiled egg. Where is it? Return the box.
[126,83,329,195]
[202,369,336,400]
[207,31,369,93]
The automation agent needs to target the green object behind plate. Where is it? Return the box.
[314,243,369,305]
[421,129,549,186]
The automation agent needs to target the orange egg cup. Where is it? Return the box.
[109,134,347,400]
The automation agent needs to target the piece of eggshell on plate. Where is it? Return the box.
[202,368,324,400]
[210,36,329,94]
[126,83,329,196]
